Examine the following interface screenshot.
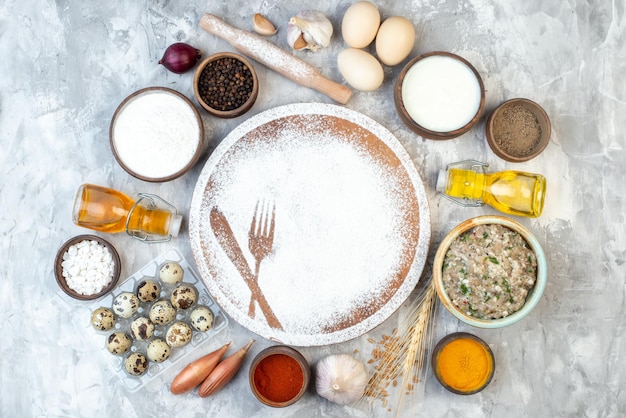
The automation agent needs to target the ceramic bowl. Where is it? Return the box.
[394,51,485,140]
[485,98,551,162]
[109,87,205,182]
[431,332,495,395]
[249,345,310,407]
[54,234,121,300]
[193,52,259,119]
[433,215,547,328]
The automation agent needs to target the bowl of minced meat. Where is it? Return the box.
[433,216,547,328]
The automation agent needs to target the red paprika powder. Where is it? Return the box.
[253,353,304,403]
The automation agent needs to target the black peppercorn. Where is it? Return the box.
[197,57,254,112]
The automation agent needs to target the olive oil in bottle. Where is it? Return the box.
[437,160,546,218]
[72,184,182,241]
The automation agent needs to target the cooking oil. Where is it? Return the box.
[437,160,546,217]
[73,184,182,241]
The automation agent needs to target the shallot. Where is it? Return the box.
[198,339,255,397]
[158,42,202,74]
[170,341,231,394]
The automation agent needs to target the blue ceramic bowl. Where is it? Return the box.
[433,215,547,328]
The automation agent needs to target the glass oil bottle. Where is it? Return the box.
[72,183,182,242]
[436,160,546,217]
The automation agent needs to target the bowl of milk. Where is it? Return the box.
[394,52,485,140]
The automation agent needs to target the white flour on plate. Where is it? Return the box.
[204,113,417,336]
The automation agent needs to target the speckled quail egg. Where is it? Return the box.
[149,300,177,326]
[146,338,171,363]
[189,305,214,332]
[106,332,133,355]
[90,307,116,331]
[165,321,193,348]
[159,261,184,285]
[171,283,197,310]
[125,352,149,376]
[136,279,161,303]
[130,316,155,341]
[112,292,140,318]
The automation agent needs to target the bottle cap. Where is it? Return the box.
[170,214,183,237]
[436,169,448,193]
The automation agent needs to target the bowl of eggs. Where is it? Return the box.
[433,216,547,328]
[394,51,485,140]
[337,2,416,92]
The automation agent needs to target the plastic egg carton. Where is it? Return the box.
[82,248,228,392]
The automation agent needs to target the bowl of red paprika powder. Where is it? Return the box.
[249,345,310,407]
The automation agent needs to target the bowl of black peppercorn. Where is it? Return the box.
[193,52,259,119]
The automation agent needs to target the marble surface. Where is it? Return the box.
[1,0,624,417]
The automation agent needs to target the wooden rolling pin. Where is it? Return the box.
[199,13,352,104]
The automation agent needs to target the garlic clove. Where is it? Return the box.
[287,11,333,51]
[315,353,369,405]
[252,13,277,36]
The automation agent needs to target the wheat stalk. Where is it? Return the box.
[357,279,437,416]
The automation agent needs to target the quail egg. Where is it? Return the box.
[147,338,171,363]
[189,305,214,332]
[125,352,149,376]
[166,321,193,348]
[112,292,139,318]
[149,300,177,326]
[106,332,132,355]
[130,316,155,341]
[136,279,161,303]
[90,307,116,331]
[159,261,184,285]
[171,283,197,310]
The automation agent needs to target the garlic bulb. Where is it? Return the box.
[315,353,368,405]
[287,11,333,51]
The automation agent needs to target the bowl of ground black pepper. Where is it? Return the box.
[485,98,551,162]
[193,52,258,119]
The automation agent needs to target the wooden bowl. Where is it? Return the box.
[109,87,205,182]
[249,345,310,407]
[193,52,259,119]
[55,235,121,300]
[394,51,485,140]
[485,98,551,162]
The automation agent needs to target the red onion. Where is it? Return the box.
[158,42,202,74]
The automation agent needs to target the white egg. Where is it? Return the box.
[375,16,416,66]
[338,48,384,92]
[341,1,380,48]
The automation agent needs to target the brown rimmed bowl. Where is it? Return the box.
[193,52,259,119]
[485,98,551,162]
[394,51,485,140]
[249,345,310,407]
[431,332,495,395]
[433,215,547,328]
[109,87,206,182]
[55,235,121,300]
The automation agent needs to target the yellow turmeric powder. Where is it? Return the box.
[435,335,494,394]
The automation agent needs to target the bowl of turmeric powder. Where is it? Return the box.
[431,332,495,395]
